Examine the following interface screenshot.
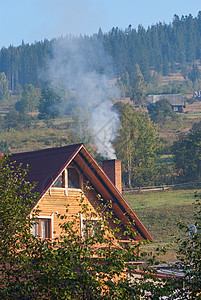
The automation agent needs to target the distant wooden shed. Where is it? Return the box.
[147,94,186,113]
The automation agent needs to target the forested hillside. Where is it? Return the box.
[0,12,201,91]
[1,12,201,188]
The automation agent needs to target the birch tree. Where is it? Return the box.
[114,103,162,187]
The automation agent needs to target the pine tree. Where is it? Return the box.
[0,72,9,101]
[131,64,147,105]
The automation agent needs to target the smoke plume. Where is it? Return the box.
[42,35,120,159]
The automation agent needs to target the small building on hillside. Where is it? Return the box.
[194,90,201,99]
[147,94,186,113]
[8,143,153,243]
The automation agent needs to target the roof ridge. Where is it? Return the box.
[11,143,84,157]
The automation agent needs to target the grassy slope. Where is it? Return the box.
[124,189,199,242]
[0,127,71,153]
[0,117,75,153]
[158,101,201,148]
[124,189,200,260]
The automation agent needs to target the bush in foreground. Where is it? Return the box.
[0,156,200,299]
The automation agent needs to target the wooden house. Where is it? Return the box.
[9,143,153,242]
[147,94,186,113]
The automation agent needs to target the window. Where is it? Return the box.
[31,219,39,236]
[50,166,82,192]
[173,106,178,112]
[41,219,51,238]
[81,217,101,238]
[52,172,65,188]
[68,168,80,189]
[31,218,52,239]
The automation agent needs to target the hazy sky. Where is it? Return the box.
[0,0,200,48]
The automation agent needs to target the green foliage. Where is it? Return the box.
[162,56,170,76]
[118,72,131,98]
[147,98,177,123]
[118,66,147,103]
[131,64,147,105]
[188,63,201,83]
[15,83,39,113]
[180,63,191,79]
[114,103,162,187]
[0,141,10,153]
[71,107,93,146]
[0,156,148,299]
[38,85,62,119]
[0,156,40,298]
[0,72,9,101]
[129,193,201,298]
[175,197,201,298]
[4,109,32,131]
[0,117,79,153]
[1,156,201,299]
[172,120,201,182]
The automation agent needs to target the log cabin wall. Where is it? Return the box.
[9,143,153,242]
[35,188,101,239]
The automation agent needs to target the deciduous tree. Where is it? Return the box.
[147,98,177,123]
[4,109,31,131]
[38,85,62,119]
[174,197,201,299]
[0,156,144,299]
[1,155,200,299]
[15,83,39,113]
[172,120,201,182]
[114,103,162,187]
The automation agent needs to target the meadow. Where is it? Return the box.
[124,188,200,260]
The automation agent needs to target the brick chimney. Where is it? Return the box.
[102,159,122,193]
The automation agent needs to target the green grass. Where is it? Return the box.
[124,188,200,261]
[158,114,201,147]
[36,117,73,126]
[52,116,73,124]
[0,127,74,153]
[124,189,199,243]
[125,189,199,209]
[181,112,201,117]
[0,112,76,153]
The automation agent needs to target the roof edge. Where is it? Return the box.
[79,145,154,242]
[31,143,84,212]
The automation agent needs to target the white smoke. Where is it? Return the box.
[42,36,120,159]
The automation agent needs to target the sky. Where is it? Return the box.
[0,0,200,49]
